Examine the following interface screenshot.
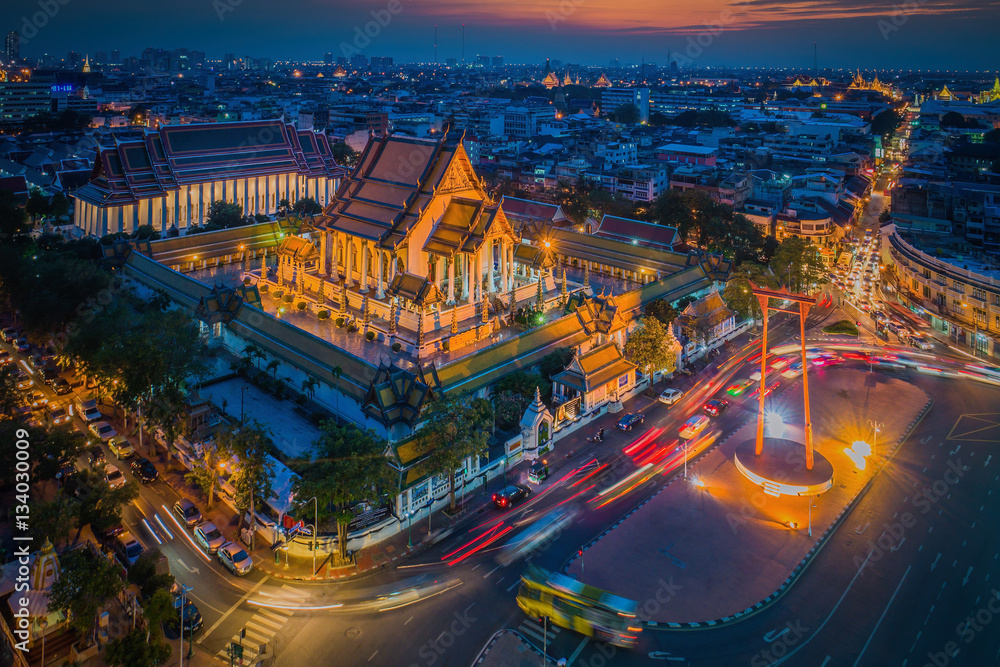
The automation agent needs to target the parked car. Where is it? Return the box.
[107,436,134,460]
[173,499,203,528]
[13,338,30,354]
[130,457,158,484]
[88,445,107,469]
[679,415,711,440]
[1,326,19,342]
[105,464,126,490]
[910,335,932,351]
[172,595,204,634]
[0,350,10,365]
[47,406,70,425]
[41,366,60,385]
[113,531,144,568]
[51,377,71,395]
[657,388,683,405]
[218,542,253,576]
[616,413,645,431]
[89,421,117,441]
[492,484,530,509]
[28,391,48,409]
[703,399,729,417]
[15,372,32,390]
[194,522,227,554]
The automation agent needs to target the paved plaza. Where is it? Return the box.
[567,367,930,622]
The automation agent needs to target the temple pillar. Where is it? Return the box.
[360,241,370,293]
[376,250,385,299]
[447,256,455,303]
[319,232,328,275]
[331,232,340,277]
[462,253,470,301]
[487,239,496,294]
[345,237,354,286]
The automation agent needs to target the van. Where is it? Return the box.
[114,531,144,568]
[74,395,102,422]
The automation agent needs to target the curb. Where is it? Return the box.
[470,629,556,667]
[644,393,935,631]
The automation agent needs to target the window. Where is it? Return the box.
[973,288,987,301]
[923,286,931,298]
[975,308,987,325]
[953,281,965,294]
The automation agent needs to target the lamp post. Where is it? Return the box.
[39,618,47,667]
[306,496,318,575]
[867,419,884,459]
[682,441,688,480]
[179,583,193,667]
[407,511,413,549]
[240,385,249,421]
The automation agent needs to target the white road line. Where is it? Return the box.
[923,605,935,626]
[404,616,413,625]
[196,576,268,644]
[369,650,379,662]
[244,619,276,635]
[249,614,284,631]
[259,608,293,622]
[506,579,521,593]
[567,637,589,665]
[483,564,502,578]
[854,566,911,667]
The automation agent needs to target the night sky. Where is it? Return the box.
[2,0,998,69]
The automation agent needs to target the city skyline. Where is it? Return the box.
[2,0,998,70]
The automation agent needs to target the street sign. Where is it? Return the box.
[229,643,244,659]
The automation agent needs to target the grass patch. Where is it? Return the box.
[823,319,859,336]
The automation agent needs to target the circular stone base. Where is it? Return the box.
[734,438,834,497]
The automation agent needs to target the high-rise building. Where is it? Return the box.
[0,81,53,126]
[95,51,107,65]
[67,51,80,68]
[5,31,19,63]
[370,56,393,71]
[324,52,333,65]
[476,55,490,68]
[492,56,504,68]
[111,49,121,64]
[350,54,368,69]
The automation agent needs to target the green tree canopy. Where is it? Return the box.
[292,197,323,216]
[49,547,124,643]
[419,393,494,510]
[722,262,779,323]
[624,317,677,386]
[613,103,640,125]
[217,418,275,536]
[770,236,826,293]
[206,200,245,228]
[643,298,679,327]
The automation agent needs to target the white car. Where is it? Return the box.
[105,464,126,490]
[679,415,710,440]
[658,388,683,405]
[89,421,117,441]
[781,362,804,379]
[194,522,227,554]
[218,542,253,576]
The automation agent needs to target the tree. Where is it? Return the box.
[242,343,266,372]
[292,197,323,216]
[49,547,124,644]
[0,367,24,419]
[419,393,494,511]
[870,109,901,137]
[25,189,49,223]
[984,128,1000,145]
[330,142,359,168]
[291,421,393,563]
[331,365,343,416]
[624,318,677,387]
[30,497,78,546]
[128,551,175,601]
[722,262,778,324]
[185,438,227,508]
[277,198,291,217]
[75,469,140,535]
[301,375,319,400]
[105,627,172,667]
[0,189,28,237]
[940,111,967,129]
[770,237,826,293]
[552,180,590,225]
[490,370,547,430]
[643,298,679,326]
[49,193,70,222]
[31,425,86,485]
[266,358,280,380]
[538,347,574,382]
[613,103,640,125]
[206,200,245,228]
[217,419,275,541]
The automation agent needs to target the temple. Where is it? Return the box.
[73,119,346,237]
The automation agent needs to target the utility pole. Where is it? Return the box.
[179,583,193,667]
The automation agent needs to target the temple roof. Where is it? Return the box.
[75,119,346,207]
[276,235,320,263]
[318,133,485,251]
[386,272,443,306]
[422,197,514,258]
[363,360,435,428]
[194,283,261,324]
[553,342,636,394]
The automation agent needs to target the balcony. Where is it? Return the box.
[966,295,987,309]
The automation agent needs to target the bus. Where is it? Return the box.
[515,566,642,648]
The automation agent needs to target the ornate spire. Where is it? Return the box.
[560,265,568,305]
[260,252,267,280]
[537,271,544,308]
[451,304,458,334]
[317,276,325,303]
[583,261,590,288]
[339,279,347,314]
[389,299,397,336]
[362,291,370,325]
[296,266,305,294]
[417,310,425,348]
[481,291,489,324]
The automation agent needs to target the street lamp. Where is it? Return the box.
[305,496,319,575]
[867,419,884,459]
[179,583,193,667]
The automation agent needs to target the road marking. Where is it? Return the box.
[197,576,268,643]
[568,637,589,665]
[484,564,502,578]
[368,650,379,662]
[404,616,413,626]
[924,606,935,626]
[853,565,911,667]
[820,658,832,667]
[249,614,283,631]
[931,553,941,570]
[963,566,973,586]
[507,579,521,592]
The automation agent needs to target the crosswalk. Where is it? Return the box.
[216,585,306,664]
[517,617,562,647]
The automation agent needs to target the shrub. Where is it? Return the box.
[391,342,402,353]
[335,317,345,328]
[259,284,269,293]
[822,319,859,336]
[441,339,450,351]
[296,301,307,310]
[318,310,330,320]
[282,294,294,304]
[347,323,358,333]
[243,277,251,286]
[272,288,284,298]
[365,331,376,342]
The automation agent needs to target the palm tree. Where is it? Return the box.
[301,376,319,400]
[266,359,280,380]
[277,198,290,217]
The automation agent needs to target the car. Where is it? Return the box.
[703,399,729,417]
[748,369,763,382]
[813,353,843,367]
[47,406,70,425]
[51,377,71,395]
[41,366,60,384]
[218,542,253,576]
[97,521,125,544]
[173,499,203,528]
[105,464,126,490]
[527,461,549,485]
[770,356,791,371]
[89,421,117,441]
[88,445,107,469]
[0,327,19,342]
[492,484,530,509]
[114,531,144,568]
[751,383,777,399]
[910,335,932,351]
[0,350,10,365]
[781,362,804,379]
[679,415,711,439]
[130,457,158,484]
[28,391,48,409]
[15,373,33,390]
[658,388,683,405]
[28,353,45,370]
[616,413,645,431]
[107,436,134,460]
[172,595,204,634]
[194,522,227,554]
[13,338,30,354]
[726,379,754,396]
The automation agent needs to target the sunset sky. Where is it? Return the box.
[2,0,997,69]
